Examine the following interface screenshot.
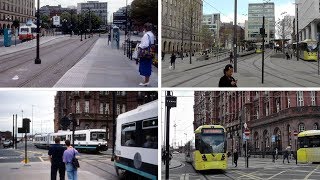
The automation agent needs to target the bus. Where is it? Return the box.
[296,39,318,61]
[185,125,227,171]
[297,130,320,163]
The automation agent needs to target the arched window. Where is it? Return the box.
[84,124,90,129]
[298,123,305,132]
[313,123,319,130]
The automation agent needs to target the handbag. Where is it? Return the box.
[72,149,80,168]
[138,34,155,59]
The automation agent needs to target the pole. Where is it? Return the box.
[15,114,17,149]
[246,140,248,168]
[181,5,184,60]
[262,16,265,84]
[32,105,33,140]
[231,134,234,165]
[35,0,41,64]
[24,131,27,164]
[233,0,238,72]
[165,91,171,180]
[296,4,299,61]
[295,138,298,164]
[72,117,75,148]
[12,115,14,149]
[111,92,116,161]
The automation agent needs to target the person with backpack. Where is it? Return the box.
[138,23,155,86]
[63,140,80,180]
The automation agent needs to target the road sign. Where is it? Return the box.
[165,96,177,107]
[272,135,276,142]
[294,130,298,140]
[243,133,249,141]
[53,16,61,26]
[244,129,250,136]
[244,123,247,129]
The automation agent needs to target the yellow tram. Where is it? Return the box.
[297,130,320,163]
[185,125,227,171]
[297,39,318,61]
[255,43,262,53]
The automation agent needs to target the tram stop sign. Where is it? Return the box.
[293,130,298,139]
[244,129,250,136]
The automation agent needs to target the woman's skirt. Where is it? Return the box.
[139,57,152,77]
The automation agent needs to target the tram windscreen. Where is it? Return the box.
[90,132,106,141]
[200,129,225,153]
[307,43,317,52]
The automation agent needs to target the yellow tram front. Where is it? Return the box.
[298,39,318,61]
[255,43,262,53]
[297,130,320,163]
[193,125,227,171]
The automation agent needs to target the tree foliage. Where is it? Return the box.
[130,0,157,28]
[200,25,215,49]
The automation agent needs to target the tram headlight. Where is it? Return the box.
[98,143,101,146]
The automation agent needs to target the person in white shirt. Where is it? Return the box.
[138,23,155,86]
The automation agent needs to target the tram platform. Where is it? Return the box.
[54,36,158,87]
[0,161,105,180]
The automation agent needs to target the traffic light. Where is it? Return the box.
[22,118,30,133]
[260,28,265,36]
[60,116,71,130]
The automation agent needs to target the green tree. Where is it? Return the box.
[200,25,215,50]
[12,19,20,28]
[40,15,51,29]
[130,0,157,28]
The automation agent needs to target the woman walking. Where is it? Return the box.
[138,23,155,86]
[63,140,79,180]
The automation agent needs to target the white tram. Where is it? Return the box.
[33,129,108,152]
[19,24,37,41]
[114,100,158,180]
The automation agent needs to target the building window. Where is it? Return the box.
[265,103,269,116]
[276,99,280,113]
[297,91,304,106]
[287,97,291,108]
[314,123,319,130]
[106,103,110,114]
[311,91,316,106]
[85,91,90,95]
[76,101,80,113]
[122,104,126,113]
[298,123,305,132]
[122,91,126,96]
[117,104,120,115]
[100,103,104,114]
[85,101,90,113]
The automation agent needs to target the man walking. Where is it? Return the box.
[233,149,239,167]
[283,148,290,164]
[48,137,67,180]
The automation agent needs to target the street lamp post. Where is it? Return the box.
[35,0,41,64]
[233,0,238,72]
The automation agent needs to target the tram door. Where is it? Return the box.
[111,26,120,49]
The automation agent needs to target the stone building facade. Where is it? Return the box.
[194,91,320,155]
[54,91,158,147]
[162,0,203,53]
[0,0,35,30]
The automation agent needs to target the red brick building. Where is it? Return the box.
[194,91,320,155]
[54,91,158,147]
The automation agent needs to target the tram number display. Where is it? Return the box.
[202,129,224,134]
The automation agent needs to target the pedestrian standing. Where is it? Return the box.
[49,137,66,180]
[170,52,176,70]
[229,51,234,63]
[233,149,239,167]
[107,33,111,45]
[63,140,79,180]
[218,64,238,87]
[283,149,290,164]
[162,51,165,61]
[138,23,155,86]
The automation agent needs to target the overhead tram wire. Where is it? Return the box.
[202,0,234,22]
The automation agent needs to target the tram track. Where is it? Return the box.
[248,51,319,86]
[80,160,118,178]
[165,52,261,87]
[18,37,98,87]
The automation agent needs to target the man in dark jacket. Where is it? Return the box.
[283,149,290,164]
[48,137,67,180]
[233,149,239,167]
[219,64,237,87]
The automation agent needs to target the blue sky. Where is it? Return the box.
[203,0,296,23]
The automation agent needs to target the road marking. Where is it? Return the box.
[234,170,263,180]
[304,165,320,180]
[267,170,286,179]
[39,157,44,162]
[12,75,19,80]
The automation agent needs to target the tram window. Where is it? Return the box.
[142,128,158,149]
[20,28,28,33]
[59,135,66,141]
[121,123,137,147]
[309,136,320,147]
[74,134,86,141]
[90,132,106,141]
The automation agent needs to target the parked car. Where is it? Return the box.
[3,140,13,148]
